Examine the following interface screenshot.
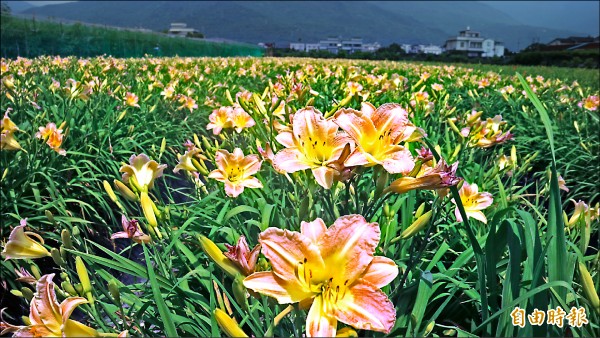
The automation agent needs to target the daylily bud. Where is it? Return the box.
[193,133,202,148]
[20,287,34,301]
[74,283,83,295]
[192,158,209,176]
[45,210,55,224]
[224,236,260,276]
[21,316,31,326]
[10,290,23,298]
[287,192,297,203]
[159,137,166,156]
[396,210,433,241]
[336,327,358,337]
[129,174,144,193]
[62,281,78,296]
[51,248,66,267]
[61,229,73,249]
[202,136,213,152]
[407,160,423,178]
[383,203,391,218]
[578,262,600,313]
[415,202,426,218]
[103,180,119,203]
[114,179,138,202]
[72,226,80,237]
[199,235,243,278]
[108,279,121,304]
[447,118,462,135]
[140,192,158,228]
[75,256,94,304]
[424,320,435,336]
[30,264,41,279]
[214,308,248,337]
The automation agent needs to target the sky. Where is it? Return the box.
[482,1,599,36]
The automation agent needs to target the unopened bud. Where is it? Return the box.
[51,248,66,267]
[72,226,80,237]
[193,133,202,148]
[103,180,119,203]
[20,287,34,301]
[62,281,78,296]
[114,179,138,202]
[74,283,83,295]
[30,264,41,280]
[415,202,426,218]
[75,256,94,304]
[214,308,248,337]
[21,316,31,326]
[159,137,166,155]
[199,235,242,278]
[61,229,73,249]
[45,210,55,224]
[394,210,433,242]
[233,274,249,312]
[383,203,391,218]
[579,262,600,313]
[10,290,23,298]
[141,192,158,228]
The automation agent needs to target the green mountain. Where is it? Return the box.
[19,1,588,51]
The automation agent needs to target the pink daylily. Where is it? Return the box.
[208,148,263,198]
[244,215,398,337]
[272,107,353,189]
[452,182,494,224]
[334,102,416,174]
[111,215,151,244]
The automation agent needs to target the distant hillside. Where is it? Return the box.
[0,14,264,58]
[20,1,588,51]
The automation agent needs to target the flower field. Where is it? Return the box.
[1,56,599,337]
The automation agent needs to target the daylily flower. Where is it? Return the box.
[230,106,256,133]
[0,274,98,337]
[224,236,261,276]
[244,215,398,337]
[119,153,167,192]
[272,107,353,189]
[2,219,51,260]
[110,215,151,244]
[124,92,140,108]
[385,159,460,195]
[566,200,599,228]
[1,110,21,151]
[579,95,599,111]
[334,102,416,174]
[208,148,263,198]
[35,123,66,156]
[207,107,233,135]
[452,182,493,224]
[173,148,207,174]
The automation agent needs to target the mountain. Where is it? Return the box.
[19,1,590,51]
[4,1,35,13]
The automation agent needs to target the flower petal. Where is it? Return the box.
[273,148,312,173]
[241,177,263,189]
[307,295,338,337]
[318,215,380,283]
[334,108,377,144]
[380,148,414,174]
[60,297,88,325]
[371,103,409,140]
[259,228,325,282]
[275,131,295,148]
[224,182,244,198]
[243,271,312,304]
[311,166,336,189]
[343,149,369,167]
[359,256,398,289]
[63,319,98,337]
[334,281,396,333]
[300,218,327,244]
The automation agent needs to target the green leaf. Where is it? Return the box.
[143,244,178,337]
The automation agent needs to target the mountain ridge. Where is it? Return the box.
[16,1,590,51]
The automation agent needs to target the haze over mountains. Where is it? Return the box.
[8,1,599,51]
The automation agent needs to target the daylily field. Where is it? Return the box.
[0,56,599,337]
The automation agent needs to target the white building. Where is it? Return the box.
[306,43,320,52]
[362,42,381,52]
[341,38,364,53]
[422,44,443,55]
[445,27,503,57]
[482,39,504,57]
[168,23,200,36]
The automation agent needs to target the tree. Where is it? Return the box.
[1,1,11,15]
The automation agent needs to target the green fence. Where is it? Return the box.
[1,15,264,58]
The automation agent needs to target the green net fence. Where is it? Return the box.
[1,15,264,58]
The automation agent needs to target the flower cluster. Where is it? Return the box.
[207,105,255,135]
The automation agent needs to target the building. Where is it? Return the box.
[305,43,320,52]
[482,39,504,57]
[340,37,364,53]
[319,37,343,53]
[168,23,200,36]
[362,42,381,52]
[422,44,443,55]
[290,43,306,51]
[444,27,485,57]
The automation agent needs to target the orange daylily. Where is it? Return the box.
[272,107,353,189]
[173,148,207,174]
[0,274,98,337]
[244,215,398,337]
[230,106,256,133]
[334,102,416,174]
[207,107,233,135]
[124,92,140,108]
[452,182,493,224]
[208,148,263,198]
[35,123,66,156]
